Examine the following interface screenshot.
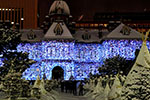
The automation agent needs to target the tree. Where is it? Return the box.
[0,21,21,55]
[98,55,132,76]
[0,21,35,77]
[120,35,150,100]
[0,21,36,99]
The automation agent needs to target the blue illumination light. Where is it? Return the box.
[1,39,149,80]
[16,40,103,80]
[102,40,148,60]
[75,43,103,62]
[0,58,4,67]
[74,62,100,80]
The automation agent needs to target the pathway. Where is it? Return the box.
[57,92,90,100]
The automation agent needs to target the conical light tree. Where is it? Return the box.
[95,77,110,100]
[92,76,104,100]
[108,74,122,100]
[120,31,150,100]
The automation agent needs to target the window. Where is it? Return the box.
[27,30,36,40]
[54,23,63,35]
[82,33,91,40]
[120,25,131,35]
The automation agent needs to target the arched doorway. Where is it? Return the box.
[52,66,64,80]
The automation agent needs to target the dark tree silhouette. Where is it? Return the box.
[98,55,133,76]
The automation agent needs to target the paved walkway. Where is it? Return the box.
[58,92,90,100]
[0,89,92,100]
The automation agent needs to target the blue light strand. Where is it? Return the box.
[18,40,103,80]
[1,39,149,80]
[102,40,147,60]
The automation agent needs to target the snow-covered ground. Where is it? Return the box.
[57,92,92,100]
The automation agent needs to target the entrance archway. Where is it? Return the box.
[52,66,64,80]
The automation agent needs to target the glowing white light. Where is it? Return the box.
[21,18,24,21]
[11,22,14,24]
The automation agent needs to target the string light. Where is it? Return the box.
[1,39,149,80]
[102,40,149,60]
[17,41,103,80]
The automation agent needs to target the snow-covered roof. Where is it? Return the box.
[105,23,142,39]
[44,22,74,40]
[73,29,102,43]
[21,29,44,42]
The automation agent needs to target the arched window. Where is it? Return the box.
[54,23,63,35]
[27,29,36,40]
[120,25,131,35]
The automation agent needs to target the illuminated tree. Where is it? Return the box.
[120,33,150,100]
[0,21,35,99]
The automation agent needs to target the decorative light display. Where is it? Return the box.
[74,62,100,80]
[42,41,75,60]
[102,40,150,60]
[0,58,3,67]
[16,40,103,80]
[1,39,149,80]
[75,43,103,62]
[22,60,75,80]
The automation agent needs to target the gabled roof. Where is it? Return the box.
[21,29,44,42]
[105,23,142,39]
[73,29,102,43]
[44,22,74,40]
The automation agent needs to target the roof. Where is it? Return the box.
[73,29,102,43]
[20,29,44,42]
[49,0,70,15]
[44,22,74,40]
[105,23,142,39]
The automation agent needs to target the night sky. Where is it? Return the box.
[38,0,150,24]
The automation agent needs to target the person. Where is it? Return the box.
[65,81,69,93]
[61,80,64,92]
[79,81,84,96]
[73,80,77,95]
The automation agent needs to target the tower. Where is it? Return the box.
[41,0,74,34]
